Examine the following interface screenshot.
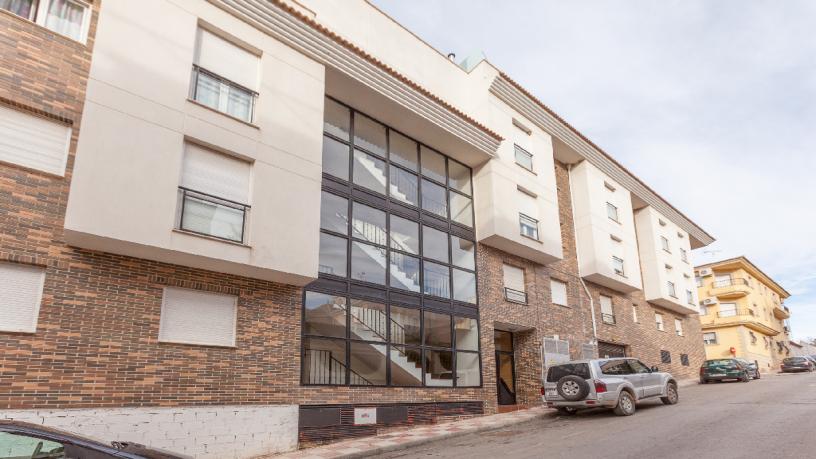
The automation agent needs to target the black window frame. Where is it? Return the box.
[660,350,672,364]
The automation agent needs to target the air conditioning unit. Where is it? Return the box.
[698,268,714,277]
[703,297,718,305]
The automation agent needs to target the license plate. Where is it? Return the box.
[710,373,725,377]
[545,390,558,398]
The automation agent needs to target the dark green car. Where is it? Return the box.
[700,359,751,383]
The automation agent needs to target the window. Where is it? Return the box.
[686,290,694,305]
[680,248,688,263]
[719,302,737,317]
[632,304,638,323]
[600,295,615,324]
[698,302,707,315]
[303,293,480,387]
[551,279,568,306]
[514,144,533,171]
[159,288,237,347]
[178,143,251,243]
[703,332,717,345]
[612,256,625,276]
[517,189,539,240]
[674,318,683,336]
[0,262,45,333]
[0,432,68,457]
[503,264,526,303]
[660,350,671,364]
[661,236,670,252]
[519,214,539,240]
[680,354,690,366]
[667,281,677,298]
[191,28,259,122]
[0,104,71,176]
[606,202,619,222]
[655,312,664,331]
[2,0,91,42]
[695,276,703,288]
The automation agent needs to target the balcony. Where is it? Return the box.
[708,278,751,299]
[773,304,791,319]
[700,309,780,336]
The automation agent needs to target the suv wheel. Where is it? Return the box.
[740,372,750,382]
[661,382,678,405]
[556,375,590,401]
[613,391,636,416]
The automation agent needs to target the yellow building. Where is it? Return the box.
[695,257,791,371]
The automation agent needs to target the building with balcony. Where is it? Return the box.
[0,0,714,456]
[695,256,792,371]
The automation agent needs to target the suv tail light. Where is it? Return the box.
[700,367,705,376]
[540,386,545,396]
[594,379,607,393]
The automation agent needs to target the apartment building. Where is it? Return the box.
[695,257,792,370]
[0,1,714,456]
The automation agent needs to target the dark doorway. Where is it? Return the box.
[598,341,627,358]
[494,330,516,405]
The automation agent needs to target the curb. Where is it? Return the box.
[335,410,551,459]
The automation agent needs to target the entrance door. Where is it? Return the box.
[598,341,627,358]
[494,330,516,406]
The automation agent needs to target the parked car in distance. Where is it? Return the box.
[0,420,189,459]
[781,356,815,373]
[542,358,678,417]
[736,358,761,379]
[803,355,816,368]
[700,359,752,383]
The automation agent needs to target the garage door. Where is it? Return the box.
[598,341,627,358]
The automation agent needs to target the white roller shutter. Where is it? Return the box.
[502,264,525,292]
[0,105,71,176]
[0,262,45,333]
[600,295,614,315]
[195,28,259,90]
[550,280,567,306]
[181,143,250,204]
[517,189,538,220]
[159,287,237,347]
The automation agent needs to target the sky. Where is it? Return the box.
[372,0,816,341]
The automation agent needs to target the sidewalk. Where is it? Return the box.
[265,406,549,459]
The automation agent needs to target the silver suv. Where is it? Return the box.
[542,358,679,416]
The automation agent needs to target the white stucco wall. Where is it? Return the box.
[64,0,325,285]
[634,206,697,314]
[569,161,642,292]
[1,405,298,459]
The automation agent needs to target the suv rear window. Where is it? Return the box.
[703,359,735,367]
[546,363,591,382]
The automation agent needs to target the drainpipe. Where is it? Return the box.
[567,163,598,346]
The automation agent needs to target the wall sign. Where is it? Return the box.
[354,407,377,425]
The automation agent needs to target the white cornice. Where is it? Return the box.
[207,0,501,157]
[490,75,714,248]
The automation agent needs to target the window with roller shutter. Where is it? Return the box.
[0,262,46,333]
[502,264,526,303]
[0,105,71,176]
[158,287,237,347]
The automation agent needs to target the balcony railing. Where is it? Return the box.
[190,65,258,123]
[712,278,750,288]
[601,313,616,325]
[178,186,250,243]
[504,287,527,304]
[717,308,747,318]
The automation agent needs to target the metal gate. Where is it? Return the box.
[597,341,627,358]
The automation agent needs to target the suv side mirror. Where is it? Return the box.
[650,366,659,372]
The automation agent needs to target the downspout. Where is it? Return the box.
[567,163,598,346]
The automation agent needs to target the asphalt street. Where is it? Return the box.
[373,372,816,459]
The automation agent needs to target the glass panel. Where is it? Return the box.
[181,194,244,242]
[420,146,446,183]
[390,306,421,346]
[451,236,475,270]
[303,337,347,385]
[452,269,477,304]
[350,299,386,342]
[514,144,533,171]
[519,214,539,240]
[354,113,387,157]
[422,225,449,263]
[45,0,86,41]
[349,342,387,385]
[226,85,253,122]
[425,350,453,387]
[322,135,349,180]
[450,192,473,227]
[448,160,471,195]
[353,149,387,195]
[320,192,348,234]
[390,346,423,386]
[318,233,347,277]
[324,98,350,140]
[456,352,480,387]
[350,241,386,285]
[0,432,65,457]
[1,0,37,20]
[389,167,418,206]
[497,353,516,397]
[351,202,387,245]
[194,71,222,111]
[494,330,513,352]
[389,252,420,292]
[389,131,418,171]
[423,311,451,348]
[455,317,479,351]
[303,292,347,338]
[423,261,450,299]
[421,179,447,218]
[389,215,419,254]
